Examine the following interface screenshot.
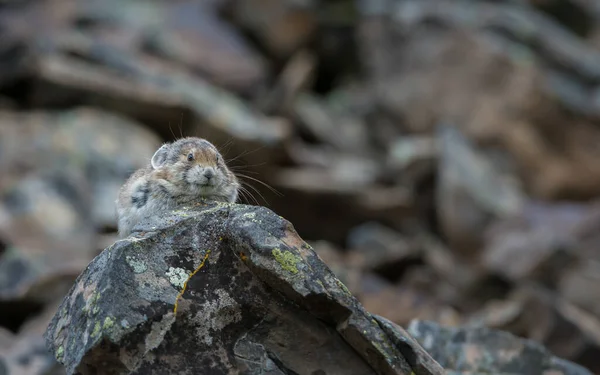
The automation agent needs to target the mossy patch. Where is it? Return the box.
[272,248,302,274]
[57,346,64,358]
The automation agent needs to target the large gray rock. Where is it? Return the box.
[43,201,444,375]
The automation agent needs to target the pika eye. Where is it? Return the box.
[187,153,194,161]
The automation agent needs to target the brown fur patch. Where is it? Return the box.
[195,147,216,166]
[153,168,172,180]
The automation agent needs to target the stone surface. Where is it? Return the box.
[44,201,441,375]
[408,319,594,375]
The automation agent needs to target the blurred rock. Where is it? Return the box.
[408,319,594,375]
[8,0,268,95]
[392,0,600,88]
[525,0,599,38]
[346,222,418,276]
[293,92,370,153]
[260,49,316,114]
[0,108,162,229]
[0,328,64,375]
[28,30,291,168]
[559,261,600,318]
[0,300,66,375]
[362,1,600,199]
[436,124,524,257]
[268,171,413,243]
[140,0,268,93]
[482,201,585,283]
[415,231,512,313]
[467,285,600,373]
[359,278,461,328]
[45,201,435,375]
[385,136,437,186]
[227,0,317,59]
[0,172,93,305]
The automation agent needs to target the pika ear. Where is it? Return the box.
[151,144,170,169]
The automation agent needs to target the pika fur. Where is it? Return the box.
[116,137,239,238]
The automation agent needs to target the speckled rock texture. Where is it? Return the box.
[43,201,444,375]
[407,320,593,375]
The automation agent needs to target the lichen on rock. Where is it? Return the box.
[165,266,188,288]
[271,247,303,274]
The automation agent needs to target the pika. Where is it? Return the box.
[116,137,239,238]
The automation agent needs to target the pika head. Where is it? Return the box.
[151,137,239,203]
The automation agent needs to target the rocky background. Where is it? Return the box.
[0,0,599,373]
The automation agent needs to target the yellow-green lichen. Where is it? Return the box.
[84,291,101,315]
[272,248,302,274]
[56,346,64,358]
[90,316,115,339]
[91,321,101,338]
[103,316,115,330]
[336,279,351,295]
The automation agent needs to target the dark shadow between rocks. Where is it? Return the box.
[0,300,44,333]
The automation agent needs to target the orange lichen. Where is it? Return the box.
[173,250,211,315]
[239,252,248,261]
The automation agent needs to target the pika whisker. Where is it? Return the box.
[238,186,260,206]
[234,173,282,197]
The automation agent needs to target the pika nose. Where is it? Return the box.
[203,169,214,180]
